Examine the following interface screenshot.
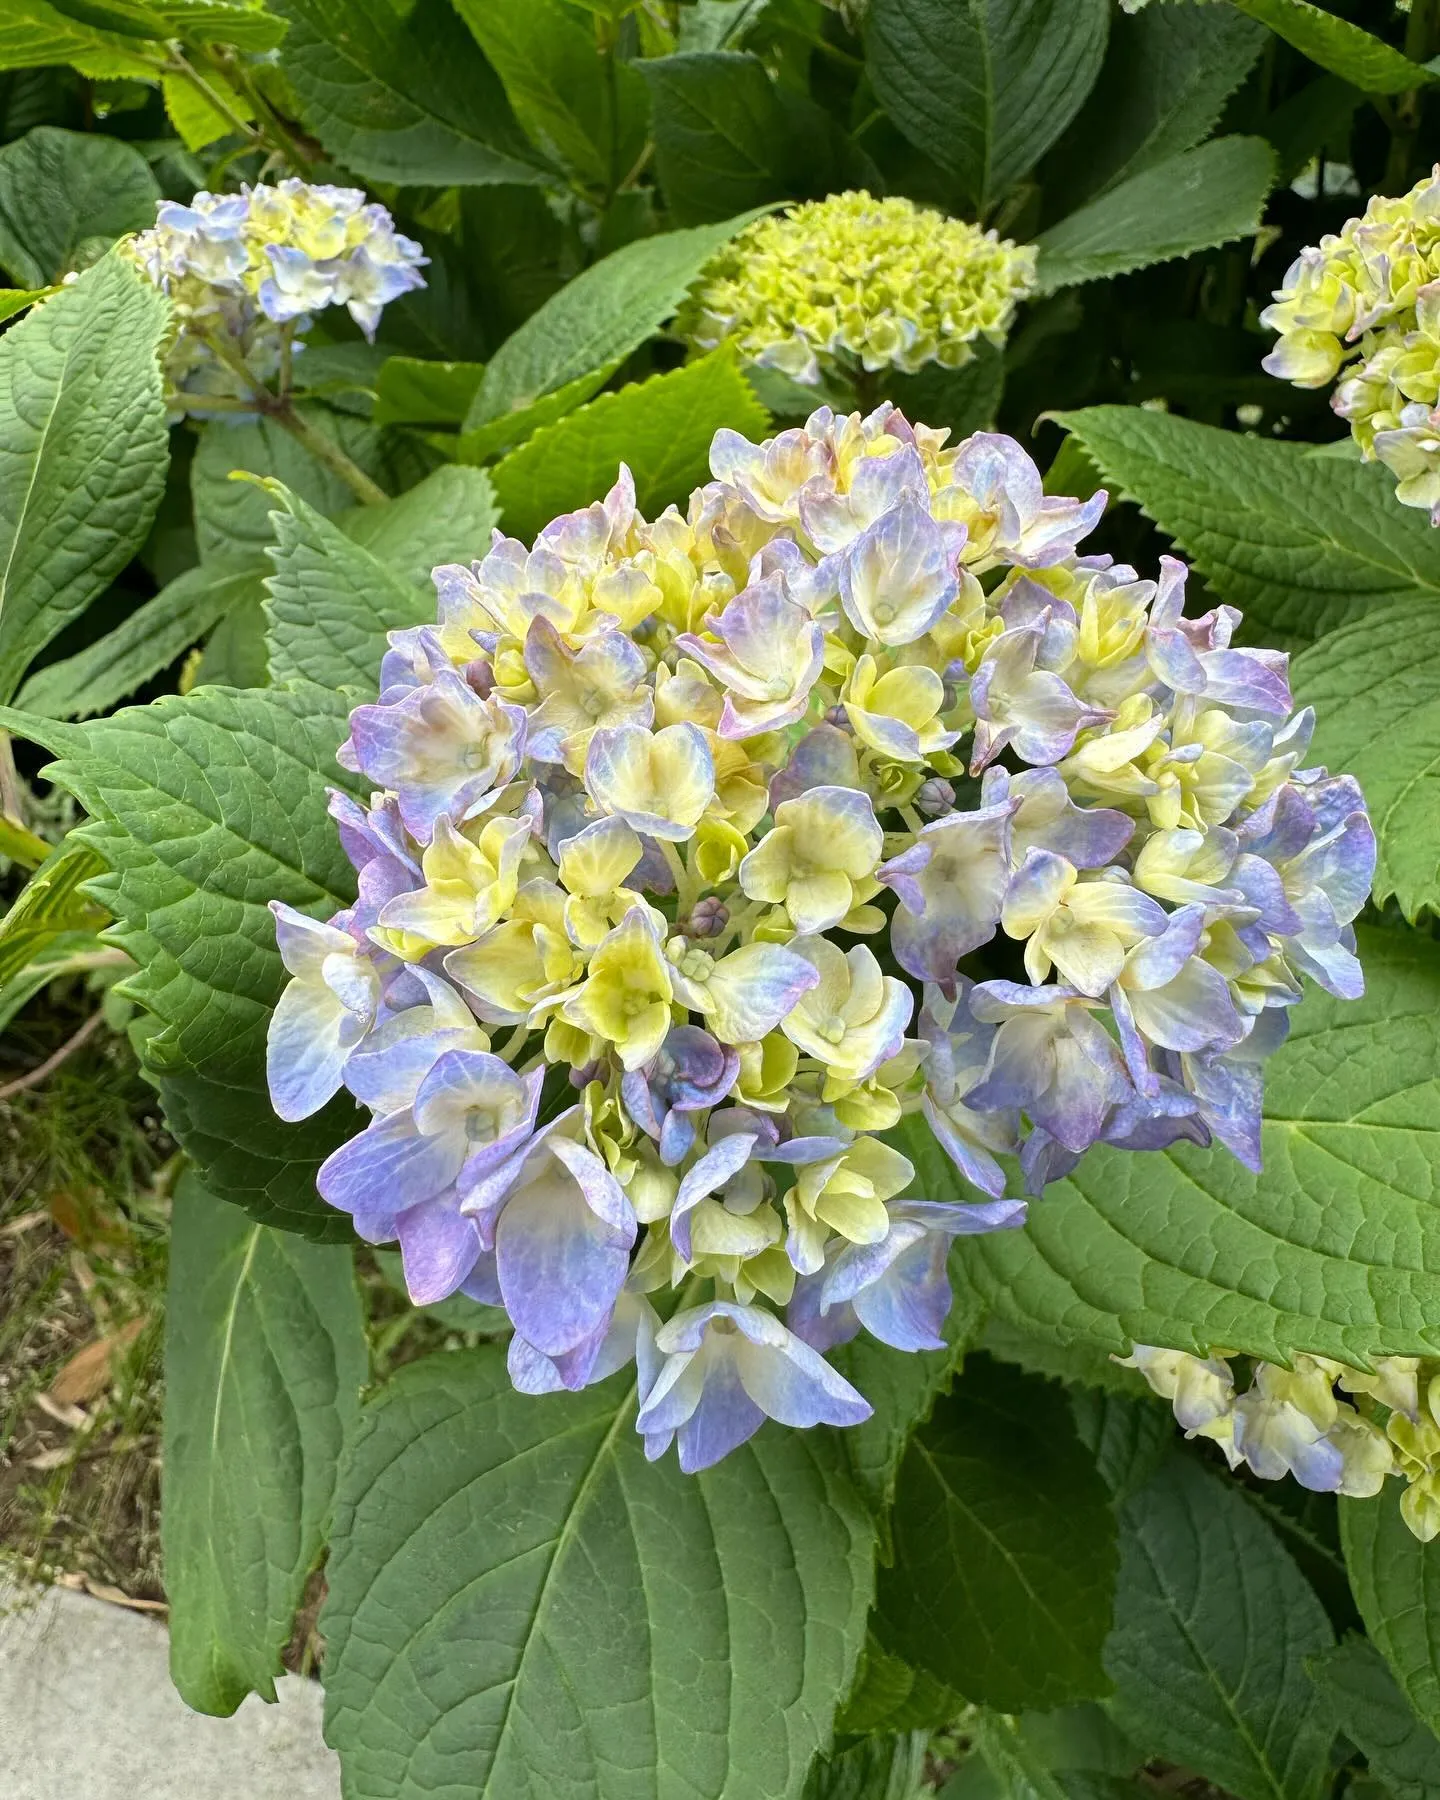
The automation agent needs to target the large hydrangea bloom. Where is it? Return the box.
[123,179,425,411]
[267,404,1374,1473]
[1261,164,1440,521]
[680,190,1036,386]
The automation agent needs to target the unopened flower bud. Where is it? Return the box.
[915,778,955,818]
[685,896,729,938]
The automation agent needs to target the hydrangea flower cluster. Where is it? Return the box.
[124,179,425,408]
[1261,165,1440,521]
[266,404,1374,1473]
[1127,1345,1440,1541]
[680,191,1036,386]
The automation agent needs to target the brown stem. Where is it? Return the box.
[0,1011,106,1101]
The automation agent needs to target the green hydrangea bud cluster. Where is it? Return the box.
[1126,1344,1440,1538]
[1261,166,1440,522]
[680,190,1037,387]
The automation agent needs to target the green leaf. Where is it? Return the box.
[196,594,269,690]
[163,1170,366,1716]
[45,0,168,37]
[1053,407,1440,650]
[338,462,499,592]
[1046,1,1267,207]
[0,286,50,322]
[0,833,108,987]
[953,924,1440,1365]
[804,1731,930,1800]
[1068,1389,1174,1504]
[641,50,855,226]
[162,65,253,151]
[1105,1457,1335,1800]
[155,0,286,50]
[0,684,364,1239]
[1229,0,1432,96]
[372,355,486,429]
[470,211,766,425]
[1036,137,1275,292]
[320,1344,876,1799]
[1308,1637,1440,1800]
[888,343,1006,443]
[16,559,266,721]
[453,0,648,193]
[457,362,617,459]
[0,126,159,287]
[1293,598,1440,922]
[839,1636,969,1734]
[0,927,110,1033]
[873,1355,1118,1711]
[1341,1485,1440,1741]
[0,0,160,73]
[863,0,1110,215]
[274,0,547,186]
[490,346,768,541]
[0,251,168,706]
[190,409,385,563]
[260,483,431,692]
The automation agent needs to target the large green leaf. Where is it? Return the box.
[1230,0,1432,95]
[1054,407,1440,650]
[872,1355,1117,1711]
[0,685,364,1239]
[1293,598,1440,922]
[804,1731,929,1800]
[372,356,486,430]
[1341,1486,1440,1741]
[261,484,431,692]
[1308,1637,1440,1800]
[1046,1,1266,207]
[16,558,265,721]
[453,0,648,195]
[320,1345,876,1800]
[490,347,768,541]
[338,462,498,592]
[164,1170,365,1715]
[0,251,168,706]
[1105,1457,1335,1800]
[468,212,765,426]
[863,0,1109,215]
[952,925,1440,1366]
[1036,137,1275,292]
[274,0,546,186]
[0,0,158,75]
[0,126,159,287]
[641,50,856,226]
[1068,1389,1173,1505]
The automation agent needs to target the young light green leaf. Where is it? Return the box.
[803,1730,929,1800]
[320,1345,875,1800]
[1036,137,1276,292]
[161,65,253,152]
[1293,598,1440,922]
[163,1170,366,1716]
[1105,1458,1335,1800]
[452,0,648,194]
[0,287,50,322]
[864,0,1110,215]
[154,0,285,51]
[489,346,768,541]
[839,1636,970,1734]
[261,483,431,691]
[1341,1486,1440,1741]
[0,684,364,1239]
[0,126,159,287]
[0,1,156,73]
[0,928,111,1034]
[1053,407,1440,650]
[1230,0,1432,95]
[469,211,767,425]
[873,1355,1118,1711]
[339,462,498,591]
[457,363,617,459]
[0,251,168,706]
[274,0,547,186]
[952,925,1440,1365]
[1045,1,1267,207]
[0,833,108,987]
[1308,1637,1440,1800]
[15,559,266,721]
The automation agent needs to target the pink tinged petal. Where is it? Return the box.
[671,1132,758,1261]
[1195,648,1292,716]
[317,1113,465,1221]
[1002,848,1075,939]
[1128,959,1246,1054]
[921,1093,1011,1197]
[703,942,820,1041]
[1124,905,1207,989]
[839,498,959,645]
[1110,981,1160,1093]
[395,1197,481,1304]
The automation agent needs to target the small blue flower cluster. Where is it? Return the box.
[125,179,425,408]
[265,406,1375,1472]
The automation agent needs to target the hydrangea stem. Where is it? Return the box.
[271,403,390,507]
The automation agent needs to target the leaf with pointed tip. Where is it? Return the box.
[1308,1636,1440,1800]
[1341,1485,1440,1742]
[1230,0,1432,95]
